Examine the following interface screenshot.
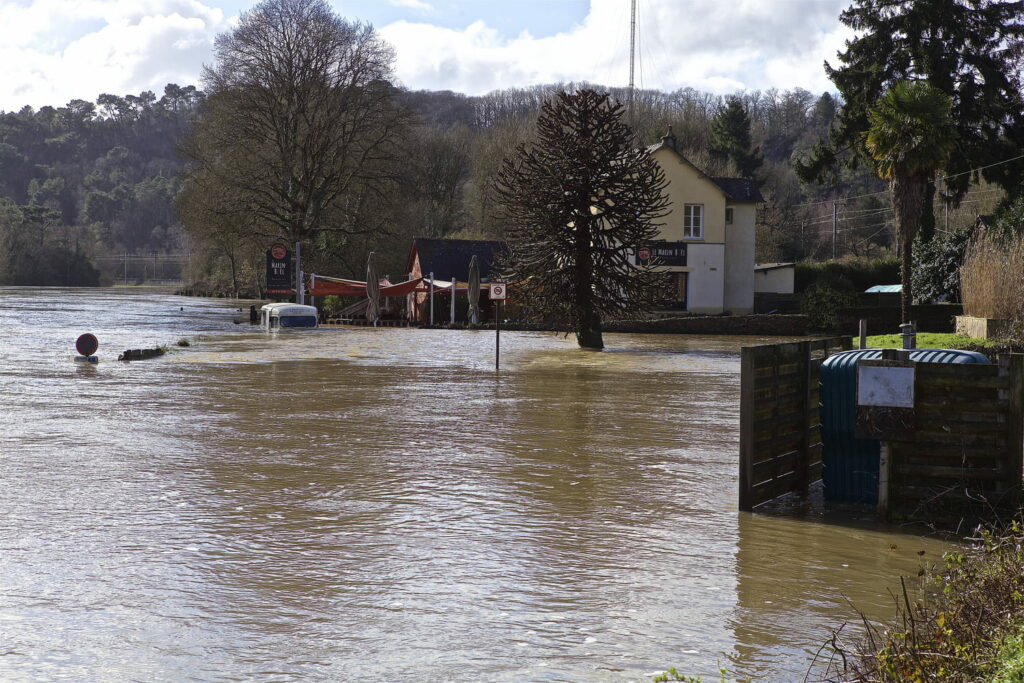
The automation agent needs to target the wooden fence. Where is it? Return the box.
[882,354,1024,521]
[739,337,852,511]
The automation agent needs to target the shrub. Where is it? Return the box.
[320,295,346,315]
[912,225,972,303]
[993,194,1024,237]
[800,283,859,331]
[821,522,1024,682]
[795,257,900,294]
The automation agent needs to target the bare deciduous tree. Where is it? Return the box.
[182,0,407,247]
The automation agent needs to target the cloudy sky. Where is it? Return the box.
[0,0,853,112]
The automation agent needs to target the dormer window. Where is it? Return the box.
[683,204,703,239]
[725,207,734,225]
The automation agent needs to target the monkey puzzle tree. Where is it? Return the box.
[495,89,669,349]
[865,81,956,324]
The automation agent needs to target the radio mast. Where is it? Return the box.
[629,0,636,103]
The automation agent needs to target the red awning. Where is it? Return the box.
[307,275,423,298]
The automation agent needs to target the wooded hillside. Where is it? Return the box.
[0,80,999,292]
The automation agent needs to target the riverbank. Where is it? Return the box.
[821,521,1024,682]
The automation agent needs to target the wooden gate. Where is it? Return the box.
[739,337,852,511]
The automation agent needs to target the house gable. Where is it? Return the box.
[650,145,729,244]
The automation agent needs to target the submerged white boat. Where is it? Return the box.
[259,303,319,329]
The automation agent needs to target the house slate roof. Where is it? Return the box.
[647,134,765,204]
[408,238,507,281]
[710,177,764,203]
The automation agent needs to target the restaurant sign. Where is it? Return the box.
[637,241,687,267]
[266,243,293,295]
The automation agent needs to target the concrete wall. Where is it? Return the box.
[724,203,756,313]
[754,266,795,294]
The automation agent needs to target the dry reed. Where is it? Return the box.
[960,231,1024,321]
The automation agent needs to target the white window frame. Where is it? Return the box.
[683,204,703,239]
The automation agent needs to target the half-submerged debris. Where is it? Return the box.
[118,347,166,361]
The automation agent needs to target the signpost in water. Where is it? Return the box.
[75,333,99,363]
[489,283,507,370]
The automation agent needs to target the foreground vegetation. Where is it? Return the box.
[820,523,1024,682]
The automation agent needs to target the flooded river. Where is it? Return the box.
[0,288,953,681]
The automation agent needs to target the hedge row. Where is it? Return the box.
[794,257,900,294]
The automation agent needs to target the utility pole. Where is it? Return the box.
[295,241,303,305]
[832,201,846,260]
[832,202,838,260]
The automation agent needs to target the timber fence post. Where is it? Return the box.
[1001,354,1024,504]
[739,346,755,512]
[796,340,812,494]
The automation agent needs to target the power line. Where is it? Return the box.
[792,152,1024,210]
[941,153,1024,181]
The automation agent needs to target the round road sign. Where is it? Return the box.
[76,333,99,357]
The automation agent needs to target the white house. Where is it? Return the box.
[638,130,763,314]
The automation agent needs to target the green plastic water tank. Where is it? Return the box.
[819,348,990,503]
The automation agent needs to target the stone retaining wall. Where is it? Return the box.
[604,314,809,336]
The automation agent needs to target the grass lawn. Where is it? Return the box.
[857,332,1000,350]
[993,625,1024,683]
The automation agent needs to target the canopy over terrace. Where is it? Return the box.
[306,274,495,297]
[305,274,497,294]
[306,274,424,298]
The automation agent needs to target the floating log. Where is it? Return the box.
[118,348,166,361]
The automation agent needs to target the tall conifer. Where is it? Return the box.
[710,97,762,180]
[796,0,1024,240]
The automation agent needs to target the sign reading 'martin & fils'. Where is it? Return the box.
[637,241,687,267]
[266,243,293,295]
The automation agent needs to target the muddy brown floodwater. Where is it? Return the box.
[0,288,954,681]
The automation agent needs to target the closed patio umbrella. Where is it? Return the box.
[467,255,481,325]
[366,251,380,326]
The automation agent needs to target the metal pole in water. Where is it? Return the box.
[450,275,456,325]
[295,241,303,305]
[495,300,501,371]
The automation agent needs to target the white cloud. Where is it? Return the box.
[0,0,854,113]
[0,0,230,111]
[380,0,853,96]
[389,0,432,11]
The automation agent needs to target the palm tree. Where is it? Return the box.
[865,81,956,325]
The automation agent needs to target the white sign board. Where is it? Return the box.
[489,282,507,300]
[857,365,915,408]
